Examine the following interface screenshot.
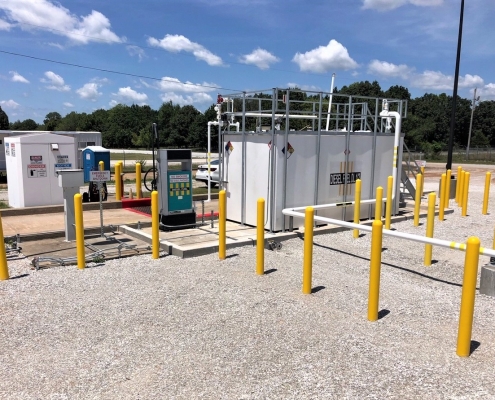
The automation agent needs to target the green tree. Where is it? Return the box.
[43,112,62,130]
[0,106,9,129]
[10,118,39,130]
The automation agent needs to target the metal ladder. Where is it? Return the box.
[400,143,422,201]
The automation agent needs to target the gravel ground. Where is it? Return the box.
[1,167,495,399]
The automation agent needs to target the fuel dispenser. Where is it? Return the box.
[82,146,110,202]
[156,149,196,230]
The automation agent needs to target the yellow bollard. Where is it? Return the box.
[445,169,452,209]
[456,166,462,204]
[458,170,465,206]
[151,191,159,259]
[413,173,423,227]
[424,192,436,266]
[482,172,491,215]
[74,193,85,270]
[353,179,362,238]
[256,198,265,275]
[368,220,383,321]
[136,162,142,199]
[99,160,104,171]
[129,188,133,199]
[0,211,9,280]
[385,176,393,230]
[302,206,314,294]
[420,166,425,197]
[456,236,480,357]
[375,186,383,221]
[115,162,122,201]
[439,173,446,221]
[219,189,226,260]
[462,172,471,217]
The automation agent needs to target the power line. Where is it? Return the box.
[0,49,240,92]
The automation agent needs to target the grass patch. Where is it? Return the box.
[0,201,10,209]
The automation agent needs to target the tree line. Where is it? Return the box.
[0,81,494,153]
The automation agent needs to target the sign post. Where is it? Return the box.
[90,171,110,236]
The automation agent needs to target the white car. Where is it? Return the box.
[195,159,220,187]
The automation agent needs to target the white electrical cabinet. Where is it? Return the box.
[223,131,403,231]
[5,133,77,208]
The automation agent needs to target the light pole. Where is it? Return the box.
[466,88,481,159]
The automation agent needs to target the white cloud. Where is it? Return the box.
[367,60,414,79]
[412,71,484,90]
[477,84,495,100]
[127,45,146,62]
[239,48,279,70]
[63,102,74,107]
[41,71,70,91]
[286,83,322,92]
[362,0,443,11]
[109,99,119,108]
[159,92,213,106]
[157,77,219,93]
[0,18,12,30]
[147,34,223,66]
[0,99,20,109]
[0,0,124,44]
[292,40,358,73]
[112,87,148,105]
[76,83,101,101]
[10,71,29,83]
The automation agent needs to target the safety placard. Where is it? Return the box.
[27,164,47,178]
[329,172,361,185]
[5,143,9,156]
[169,174,189,183]
[90,170,111,182]
[54,163,72,168]
[30,155,43,164]
[11,143,16,157]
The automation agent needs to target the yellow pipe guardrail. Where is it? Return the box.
[368,220,383,321]
[256,198,265,275]
[353,179,362,239]
[413,174,423,227]
[385,176,393,230]
[482,172,491,215]
[219,190,226,260]
[136,162,142,199]
[439,173,446,221]
[375,186,383,221]
[74,193,85,270]
[151,191,159,259]
[302,206,314,294]
[0,211,9,280]
[462,172,471,217]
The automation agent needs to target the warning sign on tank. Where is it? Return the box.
[329,172,361,185]
[27,164,47,178]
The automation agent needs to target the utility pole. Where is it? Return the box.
[446,0,464,171]
[466,88,480,159]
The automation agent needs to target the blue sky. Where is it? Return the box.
[0,0,494,123]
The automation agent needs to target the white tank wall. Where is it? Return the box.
[223,131,403,231]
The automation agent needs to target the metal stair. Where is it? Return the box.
[400,143,422,201]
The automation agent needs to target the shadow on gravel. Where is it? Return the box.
[311,241,464,288]
[311,286,326,294]
[264,268,277,275]
[225,253,239,259]
[470,340,481,355]
[378,309,390,319]
[10,273,29,280]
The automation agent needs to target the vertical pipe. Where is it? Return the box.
[241,92,246,225]
[74,193,85,270]
[136,162,142,199]
[375,186,383,221]
[342,96,353,221]
[420,166,425,197]
[313,93,323,209]
[456,166,462,203]
[482,172,491,215]
[151,190,159,259]
[325,73,336,131]
[219,189,226,260]
[302,206,314,294]
[368,220,383,321]
[439,173,446,221]
[424,192,436,266]
[385,176,393,229]
[353,179,362,238]
[369,98,379,219]
[445,169,452,209]
[462,172,471,217]
[0,211,9,280]
[282,90,290,231]
[269,88,277,233]
[256,198,265,275]
[115,162,122,201]
[413,173,423,227]
[456,236,480,357]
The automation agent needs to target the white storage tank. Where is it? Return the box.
[5,133,77,208]
[223,131,403,231]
